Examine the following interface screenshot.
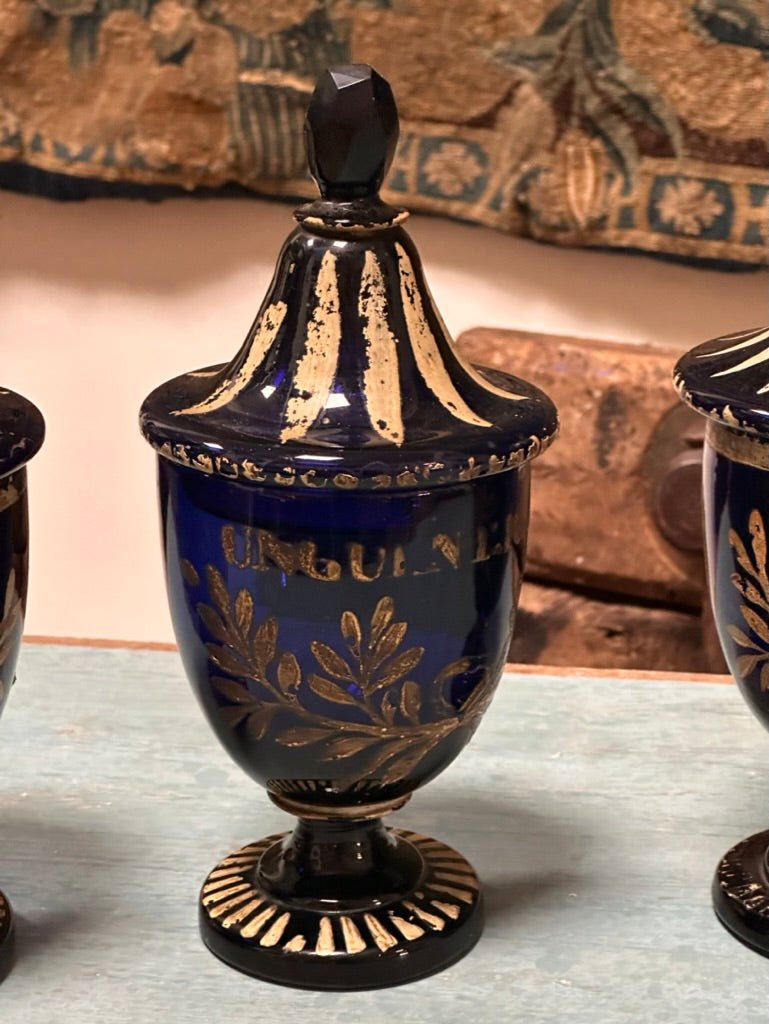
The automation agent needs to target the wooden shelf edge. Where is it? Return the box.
[23,636,733,684]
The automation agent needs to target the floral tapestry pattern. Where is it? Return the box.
[0,0,766,264]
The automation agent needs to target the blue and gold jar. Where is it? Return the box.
[676,325,769,955]
[0,385,44,982]
[141,65,557,988]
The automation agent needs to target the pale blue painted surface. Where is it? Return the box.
[0,646,765,1021]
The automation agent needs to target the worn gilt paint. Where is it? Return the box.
[360,250,404,445]
[281,250,342,443]
[0,480,21,514]
[724,508,769,692]
[166,239,532,452]
[220,514,518,582]
[148,436,551,489]
[173,301,288,417]
[0,570,22,705]
[395,243,492,429]
[702,327,769,392]
[707,422,769,471]
[188,552,495,790]
[199,830,477,956]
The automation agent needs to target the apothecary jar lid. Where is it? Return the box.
[0,387,45,478]
[140,64,558,492]
[675,326,769,439]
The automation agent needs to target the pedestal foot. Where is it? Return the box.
[199,825,483,989]
[0,890,14,983]
[713,830,769,956]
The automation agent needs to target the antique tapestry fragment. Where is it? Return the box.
[0,0,766,264]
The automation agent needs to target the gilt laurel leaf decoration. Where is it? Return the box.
[728,510,769,685]
[189,559,494,787]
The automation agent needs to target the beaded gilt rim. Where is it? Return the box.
[147,430,554,491]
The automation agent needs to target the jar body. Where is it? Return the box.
[0,469,28,721]
[159,459,529,811]
[704,426,769,729]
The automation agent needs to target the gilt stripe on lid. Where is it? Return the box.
[173,301,287,416]
[281,250,341,442]
[360,250,405,444]
[395,243,492,429]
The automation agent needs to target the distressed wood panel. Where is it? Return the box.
[512,580,713,673]
[458,326,706,608]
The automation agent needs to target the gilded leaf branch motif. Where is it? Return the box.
[187,561,491,786]
[0,570,22,704]
[728,509,769,689]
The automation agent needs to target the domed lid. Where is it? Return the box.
[141,65,558,491]
[675,326,769,437]
[0,387,45,478]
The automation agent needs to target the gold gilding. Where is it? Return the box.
[173,301,287,416]
[389,915,425,941]
[395,243,492,429]
[707,421,769,470]
[196,558,495,788]
[364,913,398,952]
[432,532,460,569]
[301,210,410,236]
[340,915,367,953]
[268,790,411,821]
[152,435,550,488]
[207,892,258,919]
[402,900,445,931]
[430,900,460,920]
[0,569,22,704]
[281,250,341,442]
[349,541,386,582]
[704,327,769,389]
[260,912,291,947]
[199,831,478,957]
[426,883,475,904]
[431,302,525,402]
[315,916,336,955]
[360,250,405,445]
[724,507,769,691]
[240,905,277,939]
[0,481,21,514]
[221,899,264,928]
[221,519,515,583]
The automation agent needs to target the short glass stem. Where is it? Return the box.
[257,817,424,908]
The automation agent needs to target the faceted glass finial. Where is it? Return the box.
[304,64,399,200]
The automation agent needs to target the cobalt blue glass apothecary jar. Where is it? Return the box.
[141,65,558,989]
[0,385,44,982]
[676,325,769,957]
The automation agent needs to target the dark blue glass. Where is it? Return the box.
[677,326,769,958]
[704,441,769,729]
[0,386,44,984]
[160,458,528,808]
[0,470,27,721]
[140,64,557,987]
